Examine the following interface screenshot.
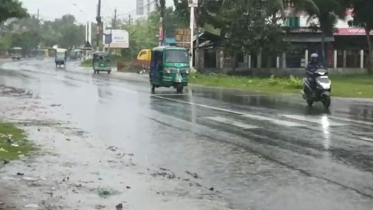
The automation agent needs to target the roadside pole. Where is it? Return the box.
[96,0,102,51]
[189,1,196,68]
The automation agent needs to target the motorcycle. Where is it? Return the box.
[302,68,331,108]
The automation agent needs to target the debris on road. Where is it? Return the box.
[151,170,176,179]
[97,187,119,198]
[16,172,24,176]
[116,203,123,210]
[50,104,61,107]
[186,171,200,179]
[107,146,117,152]
[24,204,39,208]
[95,204,106,209]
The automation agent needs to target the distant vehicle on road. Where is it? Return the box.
[149,46,190,93]
[92,51,111,74]
[55,48,67,68]
[11,47,22,60]
[11,53,21,60]
[70,49,82,60]
[36,49,45,60]
[133,49,151,71]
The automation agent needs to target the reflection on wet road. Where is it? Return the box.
[1,59,373,210]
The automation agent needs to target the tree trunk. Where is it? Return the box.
[232,53,237,72]
[365,27,373,74]
[321,31,326,67]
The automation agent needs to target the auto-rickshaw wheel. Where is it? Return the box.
[108,71,111,74]
[176,85,184,93]
[151,85,155,94]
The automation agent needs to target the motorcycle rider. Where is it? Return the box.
[305,53,323,95]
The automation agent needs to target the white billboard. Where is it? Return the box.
[103,29,129,49]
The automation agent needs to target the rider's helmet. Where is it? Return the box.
[310,53,319,64]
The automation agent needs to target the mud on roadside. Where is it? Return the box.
[0,85,233,210]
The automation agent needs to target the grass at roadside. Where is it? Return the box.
[189,73,373,98]
[0,123,34,162]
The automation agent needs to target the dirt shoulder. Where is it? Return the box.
[0,84,232,210]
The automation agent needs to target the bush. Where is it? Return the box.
[81,59,92,67]
[268,75,302,89]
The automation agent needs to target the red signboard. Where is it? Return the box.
[334,28,373,36]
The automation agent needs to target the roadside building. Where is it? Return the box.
[194,6,372,76]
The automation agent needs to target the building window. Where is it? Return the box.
[286,17,300,27]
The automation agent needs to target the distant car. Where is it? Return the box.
[36,55,44,60]
[11,54,21,60]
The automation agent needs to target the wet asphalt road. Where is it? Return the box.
[1,59,373,210]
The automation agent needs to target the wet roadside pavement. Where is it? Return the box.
[1,59,373,210]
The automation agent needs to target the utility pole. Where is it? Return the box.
[36,9,40,50]
[96,0,102,51]
[113,8,117,29]
[158,0,165,46]
[128,15,132,24]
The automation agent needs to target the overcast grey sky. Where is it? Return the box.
[20,0,174,23]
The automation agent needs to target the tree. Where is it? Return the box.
[0,0,28,24]
[121,15,159,58]
[148,7,188,37]
[342,0,373,73]
[299,0,346,66]
[221,0,291,70]
[3,14,85,50]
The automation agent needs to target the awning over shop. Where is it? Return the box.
[334,28,373,36]
[284,34,334,42]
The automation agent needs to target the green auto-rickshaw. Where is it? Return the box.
[93,51,111,74]
[149,46,190,93]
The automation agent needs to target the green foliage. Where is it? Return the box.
[0,122,34,161]
[0,0,28,24]
[2,14,85,51]
[268,75,303,89]
[342,0,373,72]
[119,7,187,58]
[221,0,288,62]
[121,18,158,58]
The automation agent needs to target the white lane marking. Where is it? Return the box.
[152,94,206,96]
[281,114,346,126]
[359,137,373,143]
[110,86,138,94]
[242,113,307,127]
[206,116,259,129]
[153,95,245,115]
[329,116,373,126]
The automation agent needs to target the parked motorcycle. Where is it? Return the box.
[302,68,331,108]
